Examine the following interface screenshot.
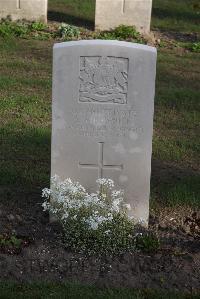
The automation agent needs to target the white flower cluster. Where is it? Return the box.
[96,178,114,189]
[42,175,131,231]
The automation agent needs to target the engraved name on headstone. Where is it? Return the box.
[51,40,157,225]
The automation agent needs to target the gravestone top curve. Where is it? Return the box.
[54,40,156,53]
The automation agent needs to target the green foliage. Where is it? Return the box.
[63,213,136,255]
[42,177,160,256]
[112,25,141,40]
[0,20,50,40]
[30,22,47,31]
[10,235,22,248]
[0,20,29,37]
[136,233,160,253]
[42,177,139,255]
[0,234,22,250]
[191,42,200,53]
[58,23,80,39]
[0,20,143,44]
[32,32,52,41]
[98,25,143,43]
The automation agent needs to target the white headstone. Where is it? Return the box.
[0,0,47,23]
[51,40,157,225]
[95,0,152,33]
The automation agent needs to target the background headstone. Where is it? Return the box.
[0,0,47,23]
[95,0,152,33]
[52,40,157,225]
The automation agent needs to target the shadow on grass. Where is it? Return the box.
[152,7,200,24]
[151,0,200,32]
[48,11,94,30]
[0,126,51,190]
[151,158,200,208]
[0,125,199,209]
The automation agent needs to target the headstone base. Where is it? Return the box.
[0,0,48,23]
[95,0,152,33]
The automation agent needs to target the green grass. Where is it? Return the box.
[48,0,200,33]
[0,2,199,210]
[151,174,200,208]
[152,50,200,170]
[0,38,199,207]
[48,0,95,29]
[0,20,199,205]
[152,0,200,32]
[0,37,52,189]
[0,282,199,299]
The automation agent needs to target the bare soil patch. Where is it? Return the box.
[0,189,199,293]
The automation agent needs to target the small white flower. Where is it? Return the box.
[41,201,49,211]
[96,178,114,188]
[42,176,130,240]
[104,230,111,235]
[123,203,131,211]
[85,217,99,230]
[42,188,51,198]
[135,232,143,237]
[61,212,69,220]
[111,190,123,197]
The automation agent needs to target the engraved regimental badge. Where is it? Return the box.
[79,56,129,104]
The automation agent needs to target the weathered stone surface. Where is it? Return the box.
[51,40,157,225]
[95,0,152,33]
[0,0,47,23]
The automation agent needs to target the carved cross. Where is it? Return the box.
[17,0,21,9]
[79,142,123,179]
[122,0,126,13]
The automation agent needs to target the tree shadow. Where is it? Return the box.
[48,11,94,30]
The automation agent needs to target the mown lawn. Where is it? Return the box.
[48,0,95,28]
[152,0,200,32]
[0,0,199,297]
[48,0,200,32]
[0,282,199,299]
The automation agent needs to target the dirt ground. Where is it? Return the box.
[0,188,199,294]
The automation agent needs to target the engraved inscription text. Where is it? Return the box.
[65,106,143,138]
